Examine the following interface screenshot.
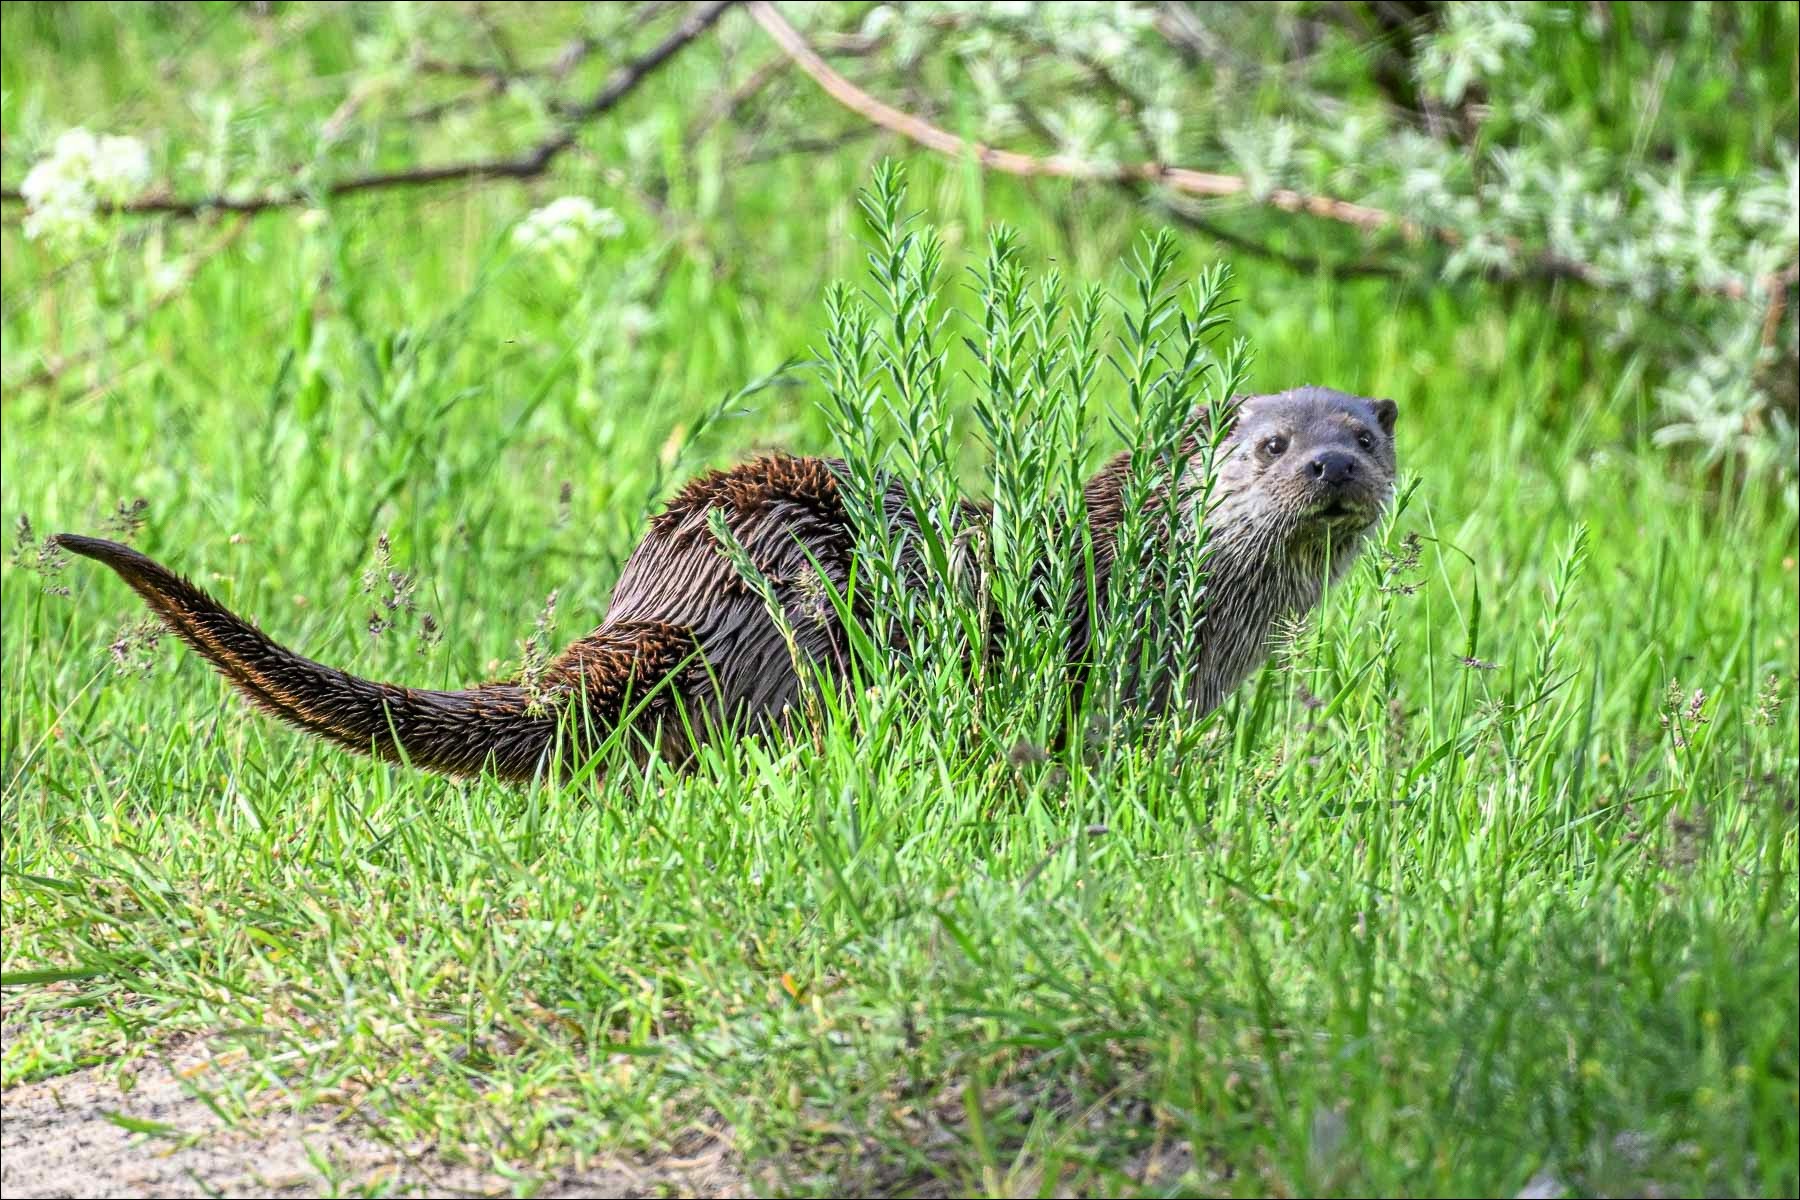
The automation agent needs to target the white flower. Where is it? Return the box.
[512,196,625,254]
[89,134,152,201]
[22,199,94,244]
[19,127,153,243]
[21,133,95,212]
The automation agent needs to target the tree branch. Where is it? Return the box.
[746,2,1405,232]
[746,0,1794,305]
[0,1,737,219]
[1152,192,1407,281]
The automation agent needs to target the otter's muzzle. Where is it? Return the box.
[1300,451,1383,524]
[1308,450,1358,486]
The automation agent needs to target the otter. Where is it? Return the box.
[54,387,1397,782]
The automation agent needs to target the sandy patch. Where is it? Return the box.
[1,1034,745,1199]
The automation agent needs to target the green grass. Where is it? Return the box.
[4,5,1797,1196]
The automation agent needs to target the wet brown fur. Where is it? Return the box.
[55,387,1397,783]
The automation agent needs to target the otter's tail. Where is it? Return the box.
[54,534,567,781]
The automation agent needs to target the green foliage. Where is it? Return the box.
[820,163,1253,757]
[836,0,1799,475]
[2,4,1796,1197]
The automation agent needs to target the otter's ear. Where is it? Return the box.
[1372,398,1398,436]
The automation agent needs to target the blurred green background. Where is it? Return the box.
[2,4,1795,1197]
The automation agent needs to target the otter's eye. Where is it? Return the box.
[1260,435,1288,458]
[1357,431,1374,451]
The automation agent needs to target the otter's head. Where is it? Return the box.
[1203,386,1399,564]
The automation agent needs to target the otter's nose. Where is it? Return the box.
[1309,450,1357,486]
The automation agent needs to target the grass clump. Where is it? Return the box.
[2,29,1795,1198]
[819,163,1254,772]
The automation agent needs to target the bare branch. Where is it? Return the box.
[747,1,1794,304]
[746,2,1403,231]
[1153,194,1406,281]
[0,1,737,220]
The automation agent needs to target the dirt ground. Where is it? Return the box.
[1,1031,746,1199]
